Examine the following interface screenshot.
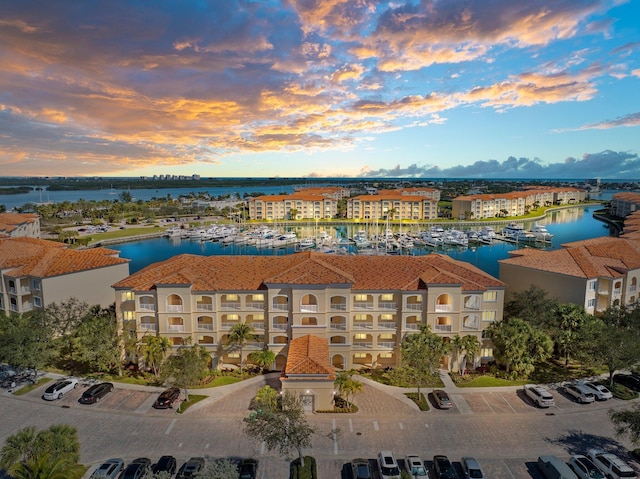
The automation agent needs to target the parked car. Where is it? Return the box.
[578,381,613,400]
[176,457,205,479]
[119,458,151,479]
[153,387,180,409]
[90,458,124,479]
[405,454,428,477]
[537,455,578,479]
[461,457,484,479]
[564,383,596,403]
[238,458,258,479]
[377,451,401,479]
[568,455,605,479]
[524,384,555,408]
[587,449,637,479]
[351,458,372,479]
[151,455,177,476]
[613,374,640,392]
[433,455,459,479]
[78,382,114,404]
[42,378,79,400]
[433,389,452,409]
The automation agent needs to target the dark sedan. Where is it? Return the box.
[613,374,640,391]
[433,455,459,479]
[152,387,180,409]
[238,458,258,479]
[152,455,177,475]
[78,382,114,404]
[119,458,151,479]
[176,457,205,479]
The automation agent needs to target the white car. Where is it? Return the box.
[579,381,613,400]
[568,455,605,479]
[42,378,78,400]
[564,383,595,403]
[405,454,428,477]
[587,449,637,479]
[377,451,400,479]
[89,458,124,479]
[524,384,555,408]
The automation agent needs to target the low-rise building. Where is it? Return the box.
[0,213,40,238]
[610,192,640,218]
[113,252,506,372]
[347,191,438,220]
[499,236,640,315]
[248,192,339,220]
[0,237,130,315]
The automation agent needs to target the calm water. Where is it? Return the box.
[111,205,611,278]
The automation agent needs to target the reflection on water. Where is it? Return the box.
[111,205,611,278]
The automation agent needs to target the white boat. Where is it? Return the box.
[502,223,537,242]
[479,226,496,244]
[162,226,182,238]
[531,224,553,241]
[297,237,315,250]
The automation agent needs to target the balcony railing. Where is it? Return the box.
[405,303,422,311]
[250,322,265,330]
[378,302,397,310]
[434,324,452,332]
[139,303,155,311]
[197,323,214,331]
[196,303,213,312]
[378,341,396,348]
[462,322,479,330]
[166,305,184,313]
[630,285,638,292]
[353,341,373,348]
[354,302,374,310]
[435,304,453,312]
[272,303,289,311]
[272,323,288,330]
[353,322,373,329]
[20,287,31,295]
[220,322,238,330]
[330,323,347,331]
[378,321,396,329]
[330,303,347,311]
[404,323,420,330]
[140,323,157,332]
[300,304,319,313]
[168,324,185,332]
[220,302,241,310]
[10,304,18,312]
[246,341,265,349]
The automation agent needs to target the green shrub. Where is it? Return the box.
[291,456,317,479]
[405,392,429,411]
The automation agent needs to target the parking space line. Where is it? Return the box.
[502,459,516,478]
[399,422,404,430]
[481,394,495,413]
[332,419,338,455]
[260,441,265,455]
[501,394,517,413]
[165,418,176,435]
[425,424,429,428]
[373,420,379,431]
[349,418,353,433]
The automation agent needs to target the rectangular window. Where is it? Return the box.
[379,313,393,321]
[354,333,367,340]
[587,298,595,308]
[483,291,497,302]
[33,297,42,308]
[227,353,240,359]
[354,314,368,321]
[122,311,134,320]
[379,352,393,358]
[379,333,393,340]
[354,294,368,302]
[588,280,597,291]
[121,291,135,302]
[225,294,239,301]
[380,294,394,301]
[32,280,41,291]
[251,294,264,301]
[224,314,240,321]
[354,353,367,359]
[482,310,496,322]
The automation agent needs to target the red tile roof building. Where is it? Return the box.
[113,251,505,372]
[0,237,130,315]
[0,213,40,239]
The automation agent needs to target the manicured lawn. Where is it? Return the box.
[193,375,242,388]
[177,394,208,413]
[405,392,430,410]
[453,375,528,388]
[529,360,602,384]
[13,377,52,396]
[88,226,164,242]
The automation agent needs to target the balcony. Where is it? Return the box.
[405,303,422,311]
[404,323,420,330]
[250,322,265,330]
[139,303,155,312]
[168,325,185,332]
[330,322,347,331]
[378,341,396,348]
[272,323,288,331]
[272,303,289,311]
[166,305,184,313]
[434,324,452,332]
[140,323,157,332]
[435,304,453,312]
[353,341,373,348]
[196,303,213,312]
[220,322,238,330]
[220,302,241,310]
[300,304,319,313]
[330,303,347,311]
[353,322,373,329]
[246,301,264,310]
[462,321,479,331]
[354,302,374,310]
[378,321,396,329]
[197,323,214,332]
[378,302,396,310]
[20,286,31,295]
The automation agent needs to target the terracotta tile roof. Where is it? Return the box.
[283,335,335,379]
[0,237,129,278]
[114,252,505,292]
[0,213,39,234]
[499,236,640,279]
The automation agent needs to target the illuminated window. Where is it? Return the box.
[123,311,134,320]
[354,353,367,359]
[482,310,496,321]
[380,294,394,301]
[354,333,368,340]
[379,313,393,321]
[121,291,135,302]
[225,294,239,301]
[354,314,369,321]
[483,291,497,302]
[379,333,393,340]
[379,352,393,359]
[354,294,368,302]
[251,294,264,301]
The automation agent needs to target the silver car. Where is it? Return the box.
[579,381,613,400]
[42,378,78,400]
[90,458,124,479]
[461,457,484,479]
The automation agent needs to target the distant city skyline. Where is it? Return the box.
[0,1,639,179]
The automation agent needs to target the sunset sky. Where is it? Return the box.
[1,0,639,179]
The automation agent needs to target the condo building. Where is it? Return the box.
[347,190,439,221]
[0,213,40,239]
[499,236,640,316]
[0,237,130,315]
[113,252,506,372]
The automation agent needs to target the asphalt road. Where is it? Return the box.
[0,375,637,479]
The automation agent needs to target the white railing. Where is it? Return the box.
[330,304,347,311]
[353,322,373,329]
[404,323,419,330]
[272,303,289,311]
[378,321,396,329]
[220,322,237,330]
[300,304,319,312]
[246,301,264,310]
[139,303,155,311]
[462,322,479,330]
[168,324,185,332]
[434,324,452,332]
[435,304,453,312]
[197,323,214,331]
[405,303,422,311]
[272,323,288,330]
[354,302,374,310]
[140,323,157,332]
[251,322,265,330]
[196,303,213,311]
[20,287,31,295]
[166,305,184,313]
[220,302,241,310]
[353,341,373,348]
[330,323,347,331]
[378,341,396,348]
[378,302,397,310]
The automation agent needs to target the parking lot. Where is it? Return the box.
[2,375,637,479]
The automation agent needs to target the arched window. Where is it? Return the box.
[166,294,183,313]
[435,294,453,312]
[300,294,318,312]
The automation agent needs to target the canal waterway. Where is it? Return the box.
[110,204,611,278]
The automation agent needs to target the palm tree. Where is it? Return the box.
[141,335,172,376]
[460,335,481,373]
[12,454,85,479]
[37,424,80,464]
[227,322,255,376]
[449,335,464,373]
[0,426,39,473]
[249,349,276,373]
